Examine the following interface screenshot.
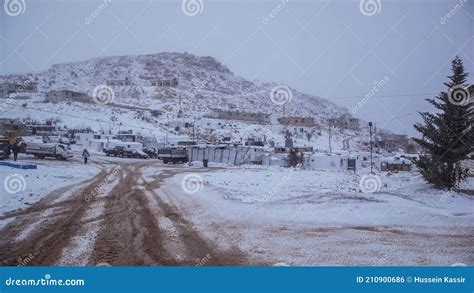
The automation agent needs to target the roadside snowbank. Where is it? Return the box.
[169,166,474,227]
[0,158,101,217]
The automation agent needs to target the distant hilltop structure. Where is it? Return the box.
[106,77,179,87]
[208,109,270,124]
[278,117,316,127]
[45,89,92,103]
[151,78,178,87]
[329,114,360,131]
[376,133,420,153]
[0,80,38,98]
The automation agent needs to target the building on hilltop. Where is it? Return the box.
[328,114,360,130]
[375,133,420,153]
[151,78,178,87]
[208,109,270,124]
[45,90,92,103]
[278,117,316,127]
[0,81,38,98]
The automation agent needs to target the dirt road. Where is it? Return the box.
[0,161,252,266]
[1,159,471,266]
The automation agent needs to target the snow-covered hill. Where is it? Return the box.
[0,52,360,149]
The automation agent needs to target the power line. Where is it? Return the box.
[325,93,438,99]
[250,87,438,99]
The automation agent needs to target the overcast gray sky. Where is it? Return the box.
[0,0,473,136]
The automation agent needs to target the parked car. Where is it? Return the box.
[157,147,188,164]
[143,147,158,158]
[25,143,73,160]
[104,146,148,159]
[132,149,148,159]
[104,146,132,157]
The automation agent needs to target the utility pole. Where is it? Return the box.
[369,122,373,174]
[328,124,332,155]
[192,118,195,142]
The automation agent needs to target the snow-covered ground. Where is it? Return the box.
[162,166,473,265]
[0,156,101,219]
[0,143,150,220]
[171,166,473,226]
[1,155,472,266]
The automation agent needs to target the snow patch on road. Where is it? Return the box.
[14,207,58,242]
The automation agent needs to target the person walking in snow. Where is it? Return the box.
[11,141,19,161]
[82,148,90,164]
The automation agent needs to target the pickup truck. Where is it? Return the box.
[25,143,73,160]
[157,147,188,164]
[104,146,148,159]
[0,136,11,160]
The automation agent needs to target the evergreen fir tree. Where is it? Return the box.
[413,56,473,189]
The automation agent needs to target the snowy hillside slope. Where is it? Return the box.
[0,52,359,149]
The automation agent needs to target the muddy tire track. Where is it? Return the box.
[0,169,109,266]
[91,164,253,266]
[89,164,168,265]
[1,162,256,266]
[142,168,254,266]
